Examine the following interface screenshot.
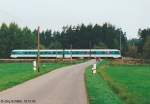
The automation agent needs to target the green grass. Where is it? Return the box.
[0,60,85,91]
[105,64,150,104]
[85,62,123,104]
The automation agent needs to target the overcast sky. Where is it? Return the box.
[0,0,149,39]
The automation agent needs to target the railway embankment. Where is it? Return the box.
[0,58,80,63]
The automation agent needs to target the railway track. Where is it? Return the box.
[0,58,78,63]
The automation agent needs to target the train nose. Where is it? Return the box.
[10,55,17,58]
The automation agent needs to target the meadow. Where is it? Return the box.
[0,60,84,91]
[85,60,150,104]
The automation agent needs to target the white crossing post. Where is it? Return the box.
[33,61,37,71]
[92,63,97,74]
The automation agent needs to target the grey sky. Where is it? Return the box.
[0,0,149,39]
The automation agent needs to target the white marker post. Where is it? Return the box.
[92,63,97,74]
[33,61,37,71]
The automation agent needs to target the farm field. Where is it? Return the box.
[0,60,85,91]
[85,60,150,104]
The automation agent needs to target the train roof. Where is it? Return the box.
[12,49,63,51]
[12,49,120,51]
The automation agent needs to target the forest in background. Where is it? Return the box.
[0,23,149,59]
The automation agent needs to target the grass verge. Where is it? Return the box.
[85,61,122,104]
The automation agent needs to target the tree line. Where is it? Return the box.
[0,23,35,58]
[127,28,150,59]
[0,22,149,59]
[40,23,127,51]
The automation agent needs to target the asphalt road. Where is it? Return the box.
[0,60,95,104]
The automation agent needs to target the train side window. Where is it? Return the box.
[33,52,36,54]
[91,51,96,54]
[109,51,112,54]
[52,52,56,54]
[83,51,88,54]
[72,51,75,54]
[81,51,84,54]
[49,52,52,54]
[44,52,48,54]
[28,52,32,54]
[74,51,80,54]
[64,51,70,54]
[20,52,24,55]
[96,51,100,54]
[112,51,115,54]
[100,51,105,54]
[57,52,62,54]
[106,51,110,54]
[39,52,44,55]
[24,52,27,54]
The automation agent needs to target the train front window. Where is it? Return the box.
[12,51,24,55]
[115,51,120,54]
[12,51,16,54]
[112,51,120,54]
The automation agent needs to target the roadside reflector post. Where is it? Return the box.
[33,60,37,71]
[92,63,97,74]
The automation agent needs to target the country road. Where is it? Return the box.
[0,60,95,104]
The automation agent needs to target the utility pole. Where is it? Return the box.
[70,44,72,62]
[37,26,40,72]
[56,48,58,60]
[71,27,75,62]
[120,34,122,55]
[120,34,123,62]
[89,41,91,58]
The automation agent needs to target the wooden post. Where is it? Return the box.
[89,41,91,59]
[70,44,72,62]
[37,26,40,72]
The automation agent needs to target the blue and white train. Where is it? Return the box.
[10,49,121,58]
